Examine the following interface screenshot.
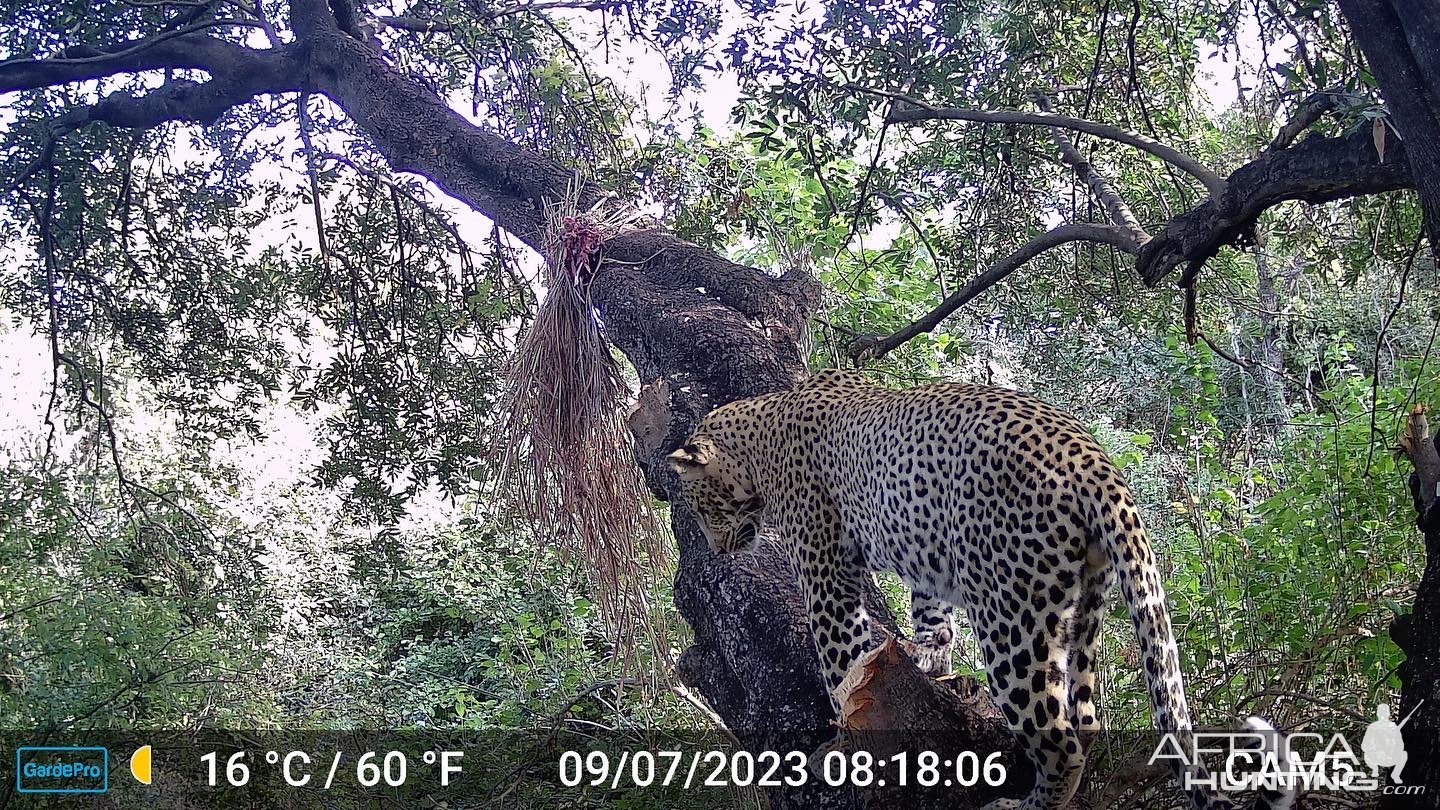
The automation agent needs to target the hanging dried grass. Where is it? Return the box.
[495,180,671,670]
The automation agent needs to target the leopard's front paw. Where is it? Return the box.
[903,627,954,677]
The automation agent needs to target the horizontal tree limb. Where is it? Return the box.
[0,25,272,94]
[2,36,300,197]
[53,68,302,133]
[375,15,456,33]
[865,86,1227,199]
[1136,127,1414,287]
[847,222,1141,363]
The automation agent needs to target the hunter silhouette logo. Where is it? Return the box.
[1361,702,1420,783]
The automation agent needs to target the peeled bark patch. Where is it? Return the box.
[832,639,1032,809]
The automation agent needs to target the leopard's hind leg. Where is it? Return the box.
[974,543,1089,810]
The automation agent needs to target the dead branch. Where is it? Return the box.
[1397,405,1440,516]
[832,639,1031,808]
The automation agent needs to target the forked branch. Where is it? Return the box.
[847,92,1154,364]
[1035,92,1153,245]
[849,114,1416,364]
[1138,126,1413,287]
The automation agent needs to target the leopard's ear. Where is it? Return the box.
[666,437,716,480]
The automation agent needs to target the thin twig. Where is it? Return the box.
[317,151,478,283]
[1364,234,1423,475]
[877,191,947,299]
[296,94,331,272]
[0,596,62,623]
[1195,331,1303,386]
[671,683,742,747]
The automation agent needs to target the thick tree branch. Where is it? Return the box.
[1,8,1062,805]
[292,10,606,249]
[1334,7,1440,799]
[273,20,922,809]
[847,223,1142,363]
[1137,127,1413,287]
[0,28,274,94]
[2,37,298,199]
[50,66,301,133]
[850,124,1416,365]
[865,86,1228,199]
[1339,0,1440,249]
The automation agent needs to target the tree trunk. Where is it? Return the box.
[11,1,1440,806]
[1337,0,1440,245]
[1391,408,1440,808]
[1336,3,1440,804]
[592,231,1024,809]
[1251,245,1289,431]
[266,15,1026,807]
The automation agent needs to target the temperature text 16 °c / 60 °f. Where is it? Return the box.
[200,750,465,789]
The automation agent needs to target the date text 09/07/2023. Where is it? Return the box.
[558,749,1010,790]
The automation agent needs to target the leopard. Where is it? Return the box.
[667,368,1295,810]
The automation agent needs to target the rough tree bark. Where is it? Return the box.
[1335,3,1440,804]
[1,3,1025,807]
[596,232,1027,810]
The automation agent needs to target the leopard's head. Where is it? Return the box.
[666,435,764,554]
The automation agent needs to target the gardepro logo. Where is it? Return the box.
[15,746,109,794]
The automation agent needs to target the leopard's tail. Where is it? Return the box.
[1097,491,1297,810]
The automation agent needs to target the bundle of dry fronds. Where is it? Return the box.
[495,183,671,670]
